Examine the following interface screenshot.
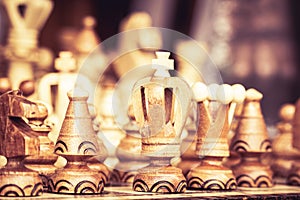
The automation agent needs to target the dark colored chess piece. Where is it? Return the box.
[0,90,50,196]
[111,105,149,185]
[48,89,105,194]
[132,51,191,193]
[272,104,299,180]
[231,88,273,187]
[187,83,241,190]
[287,99,300,185]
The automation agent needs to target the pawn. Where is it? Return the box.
[272,104,299,180]
[48,89,105,194]
[0,78,12,95]
[111,105,149,185]
[231,88,273,187]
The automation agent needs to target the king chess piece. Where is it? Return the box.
[0,90,51,196]
[231,88,273,187]
[132,51,191,193]
[272,104,299,180]
[187,83,245,190]
[287,99,300,185]
[48,89,105,194]
[111,104,149,185]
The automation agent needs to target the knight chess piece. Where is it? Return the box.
[48,89,105,194]
[272,104,299,180]
[132,51,191,193]
[287,99,300,185]
[187,83,245,190]
[111,104,149,185]
[231,88,273,187]
[0,90,51,196]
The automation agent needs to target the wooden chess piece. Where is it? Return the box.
[38,51,94,143]
[287,99,300,185]
[132,51,191,193]
[1,0,53,89]
[231,88,273,187]
[111,104,149,185]
[272,104,299,180]
[0,90,50,196]
[48,89,105,194]
[187,83,244,190]
[113,12,162,78]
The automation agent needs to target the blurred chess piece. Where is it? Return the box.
[0,78,12,95]
[231,88,273,187]
[48,89,105,194]
[0,0,54,89]
[0,90,51,196]
[132,51,191,193]
[38,51,94,142]
[113,12,162,78]
[287,99,300,185]
[272,104,299,180]
[111,104,149,185]
[187,83,245,190]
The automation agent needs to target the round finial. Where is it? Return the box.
[246,88,263,101]
[67,88,89,100]
[83,16,96,28]
[55,51,76,72]
[217,84,233,104]
[0,78,11,95]
[19,80,35,97]
[232,84,246,103]
[192,82,208,102]
[207,83,219,101]
[279,104,295,121]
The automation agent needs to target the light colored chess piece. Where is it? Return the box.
[48,89,105,194]
[187,83,245,190]
[38,51,94,143]
[132,51,191,193]
[0,90,50,196]
[113,12,162,78]
[231,88,273,187]
[1,0,53,89]
[272,104,299,180]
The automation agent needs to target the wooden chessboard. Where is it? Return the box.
[1,184,300,199]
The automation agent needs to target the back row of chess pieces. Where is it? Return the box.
[0,50,300,197]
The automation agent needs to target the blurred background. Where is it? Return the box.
[1,0,300,126]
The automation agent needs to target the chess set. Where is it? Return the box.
[0,1,300,199]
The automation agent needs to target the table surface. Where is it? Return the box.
[1,184,300,200]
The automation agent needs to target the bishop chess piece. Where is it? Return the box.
[231,88,273,187]
[111,105,149,185]
[187,83,245,190]
[0,90,50,196]
[287,99,300,185]
[48,89,105,194]
[132,51,191,193]
[272,104,299,180]
[1,0,53,89]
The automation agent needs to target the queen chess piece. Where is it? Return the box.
[48,89,105,194]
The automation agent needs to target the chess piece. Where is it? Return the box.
[272,104,299,179]
[111,104,149,185]
[287,99,300,185]
[48,89,105,194]
[1,0,53,89]
[0,90,50,196]
[231,88,273,187]
[113,12,162,78]
[0,78,12,95]
[38,51,94,142]
[132,51,191,193]
[187,83,244,190]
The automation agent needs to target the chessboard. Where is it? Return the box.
[1,184,299,200]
